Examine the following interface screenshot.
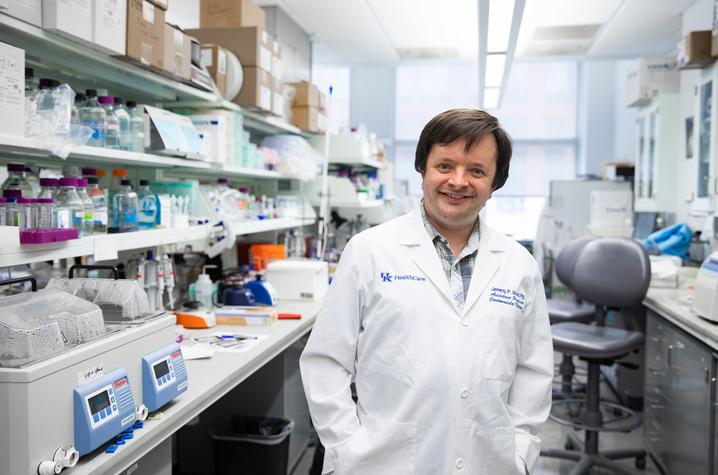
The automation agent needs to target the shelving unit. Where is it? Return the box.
[329,156,385,169]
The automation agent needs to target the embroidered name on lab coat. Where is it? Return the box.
[489,287,525,310]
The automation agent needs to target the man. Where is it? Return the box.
[300,109,553,475]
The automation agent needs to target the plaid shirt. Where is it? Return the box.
[421,203,480,308]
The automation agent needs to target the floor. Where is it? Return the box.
[291,354,662,475]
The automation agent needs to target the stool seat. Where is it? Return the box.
[551,322,644,359]
[547,299,595,324]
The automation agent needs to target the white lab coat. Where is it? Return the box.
[300,208,554,475]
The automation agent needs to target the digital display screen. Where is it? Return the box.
[114,377,127,389]
[88,391,111,415]
[153,360,170,379]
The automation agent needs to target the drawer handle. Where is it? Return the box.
[649,368,666,375]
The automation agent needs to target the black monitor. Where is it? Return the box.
[633,212,657,240]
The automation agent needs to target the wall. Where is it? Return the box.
[577,60,617,175]
[349,66,396,143]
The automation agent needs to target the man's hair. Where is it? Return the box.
[414,109,512,190]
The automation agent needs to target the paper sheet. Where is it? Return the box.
[180,344,215,360]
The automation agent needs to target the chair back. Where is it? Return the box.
[555,236,596,286]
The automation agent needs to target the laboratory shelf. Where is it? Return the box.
[242,109,309,137]
[0,224,212,268]
[328,199,385,209]
[0,135,307,180]
[0,13,218,105]
[229,217,315,236]
[329,156,385,169]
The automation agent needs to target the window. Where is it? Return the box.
[312,66,351,133]
[393,60,578,240]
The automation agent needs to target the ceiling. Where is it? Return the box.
[254,0,696,64]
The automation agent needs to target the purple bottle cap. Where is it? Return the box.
[77,178,88,187]
[59,177,78,187]
[81,168,97,176]
[40,177,59,187]
[7,163,24,172]
[3,189,22,198]
[37,198,54,204]
[98,96,115,105]
[17,198,32,204]
[0,198,6,203]
[218,177,228,184]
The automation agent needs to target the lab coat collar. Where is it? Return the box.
[400,208,507,317]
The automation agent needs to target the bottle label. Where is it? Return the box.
[56,209,70,228]
[139,196,157,225]
[84,210,94,221]
[94,210,108,226]
[122,206,138,225]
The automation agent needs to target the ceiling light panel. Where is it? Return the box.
[484,87,500,109]
[484,54,506,87]
[487,0,514,52]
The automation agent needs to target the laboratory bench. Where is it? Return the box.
[67,300,321,475]
[642,287,718,474]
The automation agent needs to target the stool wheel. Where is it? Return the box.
[635,456,646,470]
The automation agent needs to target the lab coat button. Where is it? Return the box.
[461,389,469,399]
[456,458,464,469]
[461,318,469,327]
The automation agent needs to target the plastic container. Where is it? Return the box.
[36,198,54,228]
[111,179,138,232]
[211,416,294,475]
[80,89,107,147]
[0,198,6,226]
[126,101,145,153]
[5,197,18,226]
[17,198,34,230]
[56,178,84,232]
[114,97,132,151]
[76,178,95,236]
[87,177,107,233]
[137,179,158,230]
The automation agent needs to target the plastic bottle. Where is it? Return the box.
[24,167,40,198]
[80,89,107,147]
[98,96,120,149]
[126,101,145,153]
[5,198,18,226]
[0,198,6,226]
[24,67,37,98]
[36,198,54,228]
[38,177,58,202]
[56,177,84,233]
[137,179,158,230]
[113,179,138,232]
[113,97,132,151]
[1,163,33,198]
[108,169,127,226]
[76,178,95,236]
[86,177,108,233]
[195,265,216,308]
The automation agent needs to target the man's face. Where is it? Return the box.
[421,134,498,234]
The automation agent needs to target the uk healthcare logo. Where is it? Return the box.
[379,272,426,282]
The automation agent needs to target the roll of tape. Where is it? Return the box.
[225,51,244,101]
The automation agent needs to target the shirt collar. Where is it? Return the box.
[420,200,480,254]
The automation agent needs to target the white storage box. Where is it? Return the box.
[93,0,127,55]
[2,0,42,27]
[0,40,24,138]
[625,57,679,107]
[42,0,92,43]
[266,260,328,301]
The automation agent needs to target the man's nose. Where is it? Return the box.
[448,169,468,188]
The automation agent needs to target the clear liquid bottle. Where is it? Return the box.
[76,178,95,236]
[108,169,127,226]
[137,179,158,230]
[55,178,84,233]
[113,97,132,151]
[113,179,138,232]
[24,67,37,98]
[5,198,18,227]
[80,89,107,147]
[98,96,120,149]
[87,177,108,233]
[38,177,58,201]
[1,163,33,198]
[126,101,145,153]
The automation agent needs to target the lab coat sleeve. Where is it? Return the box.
[507,261,554,474]
[300,239,364,474]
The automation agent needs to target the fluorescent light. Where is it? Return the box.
[484,88,500,109]
[487,0,515,53]
[485,54,506,87]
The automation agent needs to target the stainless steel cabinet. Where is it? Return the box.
[644,310,715,474]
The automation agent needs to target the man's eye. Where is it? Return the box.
[437,163,451,171]
[471,168,485,176]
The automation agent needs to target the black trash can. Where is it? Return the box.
[211,415,294,475]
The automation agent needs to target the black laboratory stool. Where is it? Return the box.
[541,238,650,474]
[548,237,597,400]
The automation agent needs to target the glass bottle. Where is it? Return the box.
[87,177,108,233]
[98,96,120,149]
[56,177,84,233]
[126,101,145,153]
[108,168,128,227]
[1,163,33,198]
[113,179,138,232]
[80,89,107,147]
[113,97,132,151]
[137,179,158,230]
[76,178,95,236]
[38,177,58,201]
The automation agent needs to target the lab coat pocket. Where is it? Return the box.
[336,415,417,475]
[483,427,520,475]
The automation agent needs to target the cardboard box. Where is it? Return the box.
[319,91,326,111]
[124,0,165,68]
[186,26,272,72]
[0,41,24,137]
[677,31,714,69]
[291,81,319,107]
[162,23,191,79]
[200,0,265,29]
[625,57,679,107]
[270,36,281,79]
[235,66,271,111]
[42,0,92,43]
[201,43,227,97]
[3,0,41,27]
[291,106,318,132]
[93,0,127,55]
[271,86,283,117]
[146,0,166,9]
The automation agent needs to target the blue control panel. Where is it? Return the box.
[73,367,136,456]
[142,343,188,412]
